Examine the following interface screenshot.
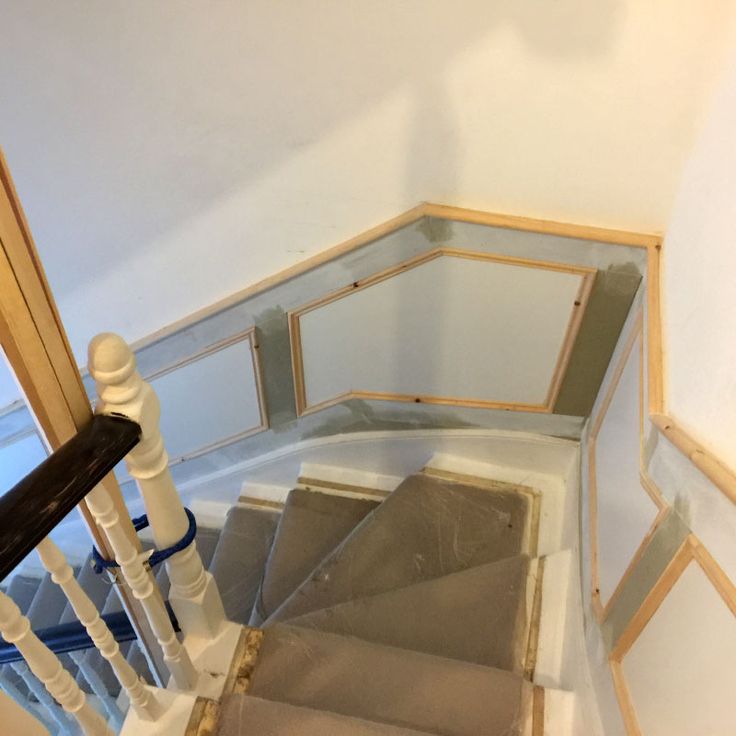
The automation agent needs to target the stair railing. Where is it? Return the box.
[0,336,244,735]
[0,413,161,734]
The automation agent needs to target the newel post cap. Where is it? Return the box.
[88,332,137,385]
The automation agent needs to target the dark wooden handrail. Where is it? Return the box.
[0,413,141,582]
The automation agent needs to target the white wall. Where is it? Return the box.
[0,1,733,363]
[663,48,736,469]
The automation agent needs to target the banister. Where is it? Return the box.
[0,414,141,582]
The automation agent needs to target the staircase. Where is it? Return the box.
[1,463,573,735]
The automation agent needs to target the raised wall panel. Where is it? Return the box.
[292,251,592,414]
[617,542,736,735]
[149,333,266,462]
[590,314,666,619]
[0,432,47,492]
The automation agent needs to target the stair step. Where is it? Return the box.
[219,695,435,736]
[208,506,279,625]
[26,574,70,630]
[60,555,113,624]
[269,473,531,623]
[253,488,379,624]
[248,624,532,736]
[286,554,534,673]
[6,575,40,615]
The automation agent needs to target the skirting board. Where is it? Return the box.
[166,428,578,509]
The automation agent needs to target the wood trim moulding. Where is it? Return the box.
[133,203,656,354]
[609,534,736,735]
[589,310,669,622]
[288,247,596,417]
[422,203,661,249]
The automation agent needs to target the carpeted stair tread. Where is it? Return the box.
[286,554,532,672]
[60,555,112,624]
[269,473,530,623]
[219,695,436,736]
[26,574,70,630]
[6,575,40,615]
[209,507,279,625]
[253,489,378,624]
[248,624,531,736]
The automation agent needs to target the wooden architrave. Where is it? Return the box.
[143,327,269,466]
[609,534,736,735]
[288,247,596,417]
[0,149,167,682]
[588,310,669,622]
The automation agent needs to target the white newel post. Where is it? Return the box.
[88,334,227,642]
[0,591,112,736]
[35,537,164,721]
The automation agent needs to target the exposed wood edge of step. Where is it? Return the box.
[184,627,265,735]
[299,462,402,495]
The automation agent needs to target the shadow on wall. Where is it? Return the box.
[0,0,622,311]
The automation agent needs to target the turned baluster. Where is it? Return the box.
[36,537,166,720]
[0,590,112,736]
[84,483,197,690]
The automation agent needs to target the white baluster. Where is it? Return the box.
[83,484,197,691]
[10,661,71,734]
[88,333,226,641]
[35,538,166,720]
[0,591,112,736]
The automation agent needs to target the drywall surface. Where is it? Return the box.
[582,275,736,733]
[623,560,736,736]
[593,334,659,605]
[298,254,583,409]
[0,1,733,361]
[664,48,736,469]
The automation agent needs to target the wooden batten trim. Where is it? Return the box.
[133,202,656,353]
[422,203,660,248]
[645,242,665,414]
[135,205,428,351]
[609,534,736,735]
[141,327,269,456]
[289,247,594,417]
[650,414,736,505]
